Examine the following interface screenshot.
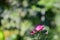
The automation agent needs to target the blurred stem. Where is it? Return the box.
[37,32,41,40]
[45,36,47,40]
[38,33,40,40]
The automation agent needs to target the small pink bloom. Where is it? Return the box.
[30,30,35,35]
[35,25,44,31]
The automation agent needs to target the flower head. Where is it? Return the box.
[35,25,44,31]
[45,31,48,35]
[30,30,35,35]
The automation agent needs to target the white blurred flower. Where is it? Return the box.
[41,16,45,21]
[45,31,48,34]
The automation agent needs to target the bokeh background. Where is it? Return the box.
[0,0,60,40]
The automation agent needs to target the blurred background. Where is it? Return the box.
[0,0,60,40]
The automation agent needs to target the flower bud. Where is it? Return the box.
[30,30,35,35]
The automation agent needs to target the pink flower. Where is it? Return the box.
[30,30,35,35]
[35,25,44,31]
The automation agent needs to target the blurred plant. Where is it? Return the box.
[0,27,4,40]
[20,20,32,36]
[0,0,60,40]
[31,0,57,12]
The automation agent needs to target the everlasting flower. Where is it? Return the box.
[30,30,35,35]
[35,25,44,31]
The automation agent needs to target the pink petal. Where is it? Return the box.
[35,25,44,31]
[30,30,35,35]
